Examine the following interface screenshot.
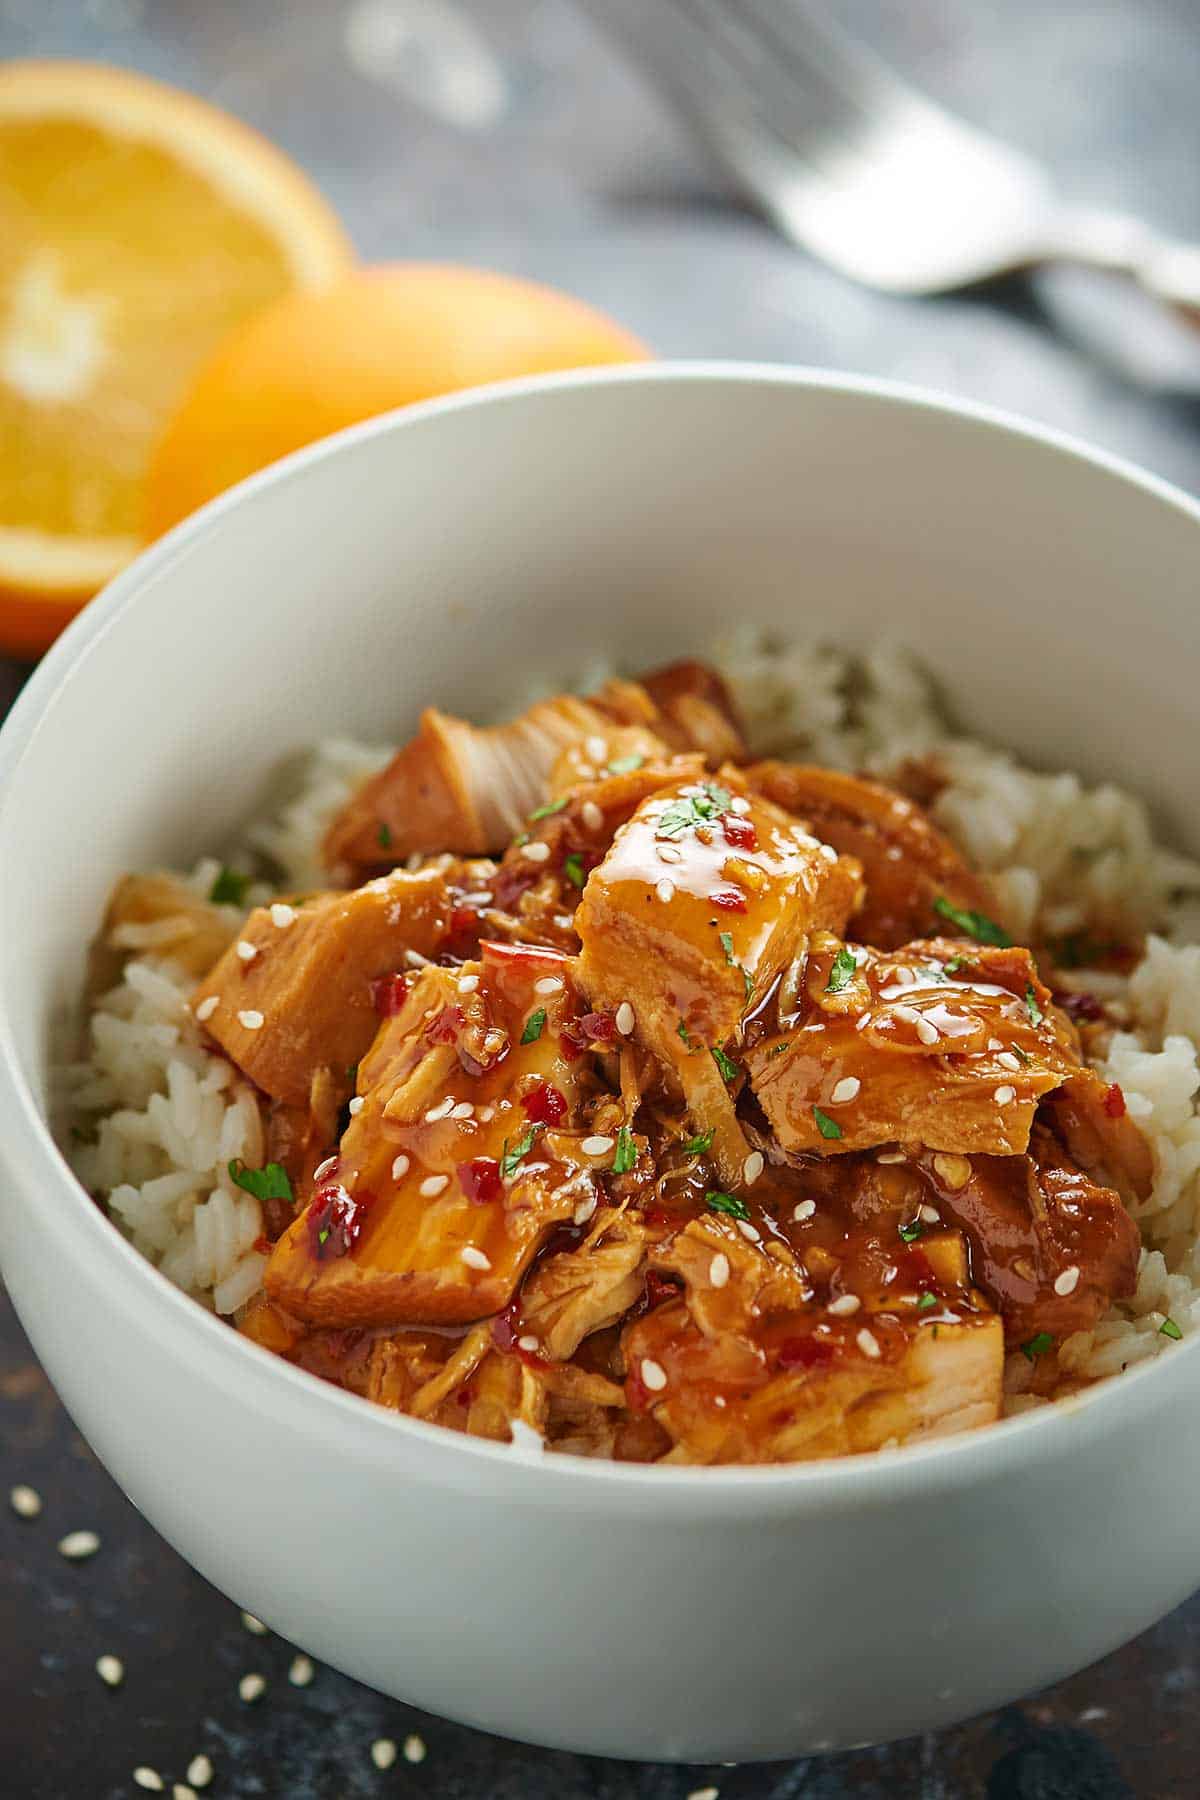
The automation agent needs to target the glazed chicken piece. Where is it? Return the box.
[91,871,239,992]
[748,935,1082,1158]
[1044,1068,1155,1206]
[745,763,1001,950]
[264,942,610,1327]
[323,660,746,878]
[576,769,863,1184]
[517,1209,652,1360]
[623,1213,1003,1464]
[192,865,455,1109]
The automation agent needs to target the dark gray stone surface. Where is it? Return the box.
[3,1,1200,1794]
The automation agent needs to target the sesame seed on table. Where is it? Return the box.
[4,0,1200,1794]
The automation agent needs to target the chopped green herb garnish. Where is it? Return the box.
[1021,1331,1055,1362]
[1010,1043,1031,1065]
[943,954,967,975]
[317,1226,330,1247]
[529,796,568,822]
[710,1044,739,1084]
[512,832,530,849]
[1160,1317,1184,1340]
[377,821,393,850]
[500,1124,542,1180]
[898,1218,923,1244]
[521,1008,546,1045]
[606,753,644,775]
[209,866,250,907]
[563,853,586,889]
[916,1292,938,1311]
[228,1158,293,1204]
[656,782,733,840]
[345,1064,358,1084]
[768,1040,791,1058]
[813,1106,842,1141]
[826,947,857,994]
[706,1190,750,1221]
[1024,983,1044,1028]
[677,1018,693,1047]
[719,930,735,964]
[612,1125,638,1174]
[683,1129,715,1156]
[932,895,1012,947]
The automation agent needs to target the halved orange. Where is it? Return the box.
[0,60,354,656]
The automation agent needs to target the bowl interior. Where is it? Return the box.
[2,364,1197,1134]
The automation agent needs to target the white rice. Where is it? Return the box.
[64,639,1200,1407]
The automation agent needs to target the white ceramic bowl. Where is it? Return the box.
[3,366,1200,1763]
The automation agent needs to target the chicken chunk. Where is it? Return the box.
[599,660,745,765]
[748,936,1082,1158]
[745,763,1001,950]
[576,769,863,1182]
[264,943,605,1326]
[193,866,453,1109]
[91,871,239,992]
[518,1210,651,1360]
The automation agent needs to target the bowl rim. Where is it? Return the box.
[4,356,1200,1504]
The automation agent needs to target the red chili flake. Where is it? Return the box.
[1060,990,1106,1023]
[425,1005,464,1046]
[369,972,409,1016]
[1103,1081,1127,1119]
[456,1384,476,1408]
[710,888,748,912]
[307,1183,373,1259]
[777,1334,837,1370]
[722,816,758,851]
[252,1233,273,1257]
[581,1009,616,1042]
[490,1302,547,1366]
[523,1081,567,1126]
[644,1270,681,1310]
[458,1156,503,1205]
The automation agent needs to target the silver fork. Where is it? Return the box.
[580,0,1200,314]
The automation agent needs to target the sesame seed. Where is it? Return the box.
[403,1734,428,1764]
[792,1199,816,1222]
[855,1012,873,1031]
[743,1150,764,1184]
[736,1219,761,1243]
[477,1105,495,1122]
[235,940,257,962]
[372,1739,399,1770]
[313,1155,338,1182]
[194,996,218,1023]
[919,1204,941,1223]
[993,1085,1016,1105]
[236,1009,264,1031]
[1054,1265,1081,1296]
[450,1101,474,1120]
[133,1771,164,1793]
[96,1653,124,1687]
[270,903,296,928]
[391,1154,410,1181]
[585,735,607,763]
[657,843,682,863]
[421,1175,450,1198]
[240,1610,267,1634]
[457,973,480,993]
[348,1096,365,1116]
[288,1654,315,1687]
[640,1358,668,1392]
[932,1152,971,1190]
[573,1194,598,1225]
[710,1252,730,1288]
[987,1037,1003,1051]
[174,1786,198,1800]
[915,1016,940,1046]
[9,1484,41,1519]
[876,1151,907,1164]
[856,1328,881,1359]
[461,1246,492,1270]
[713,1394,727,1408]
[425,1097,456,1121]
[729,797,751,816]
[534,975,563,995]
[830,1076,860,1105]
[482,1029,507,1054]
[828,1294,861,1316]
[58,1529,100,1560]
[187,1756,213,1789]
[996,1051,1021,1071]
[517,1334,540,1352]
[405,948,431,968]
[521,840,551,863]
[656,878,675,903]
[582,1134,614,1156]
[615,1001,635,1035]
[238,1672,266,1703]
[819,843,838,864]
[581,800,604,832]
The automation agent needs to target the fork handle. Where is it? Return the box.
[1055,208,1200,324]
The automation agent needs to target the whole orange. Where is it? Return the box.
[145,264,649,536]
